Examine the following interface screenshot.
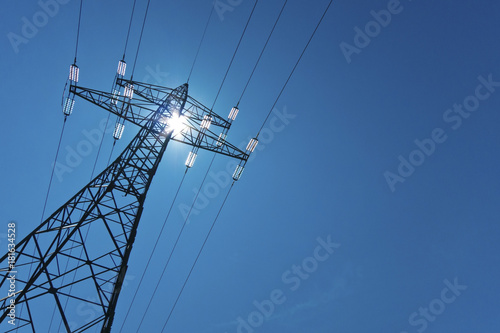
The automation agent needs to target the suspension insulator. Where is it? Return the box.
[185,151,197,168]
[113,122,125,140]
[217,133,227,147]
[111,89,120,105]
[69,64,79,83]
[246,138,258,152]
[63,97,75,116]
[228,106,239,121]
[201,115,212,130]
[232,165,244,181]
[124,84,134,99]
[232,138,258,181]
[117,60,127,76]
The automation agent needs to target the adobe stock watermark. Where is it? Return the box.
[400,278,467,333]
[142,64,169,85]
[214,0,244,21]
[384,74,500,192]
[7,0,72,54]
[53,118,113,182]
[339,0,404,64]
[177,105,296,223]
[6,221,17,326]
[227,235,340,333]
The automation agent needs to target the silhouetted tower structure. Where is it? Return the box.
[0,68,252,332]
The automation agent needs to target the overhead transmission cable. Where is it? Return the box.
[131,0,152,79]
[123,0,138,60]
[134,156,217,332]
[102,0,140,168]
[90,0,138,180]
[237,0,288,106]
[39,118,67,224]
[42,1,84,329]
[122,3,219,331]
[41,0,84,223]
[136,1,261,328]
[160,182,235,332]
[187,4,215,84]
[44,118,69,332]
[159,1,334,330]
[53,1,140,329]
[211,0,260,109]
[257,0,334,137]
[73,0,83,64]
[119,169,189,332]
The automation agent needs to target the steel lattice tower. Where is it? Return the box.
[0,74,251,332]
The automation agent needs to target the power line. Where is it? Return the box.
[131,0,152,79]
[135,155,218,332]
[187,4,215,84]
[74,0,83,64]
[257,0,333,136]
[43,2,85,326]
[40,117,67,222]
[158,2,334,328]
[237,0,288,106]
[120,169,189,332]
[142,2,264,321]
[161,182,235,332]
[96,0,138,185]
[135,5,263,323]
[123,0,138,60]
[106,140,117,166]
[211,0,260,110]
[40,117,68,331]
[89,116,111,180]
[134,1,261,320]
[149,2,296,327]
[57,2,136,315]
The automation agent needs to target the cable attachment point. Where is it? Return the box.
[228,106,239,121]
[215,105,239,148]
[232,137,258,181]
[69,64,80,83]
[113,122,125,140]
[62,64,80,116]
[111,60,127,105]
[185,115,213,168]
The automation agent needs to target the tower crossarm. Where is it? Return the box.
[70,84,249,162]
[70,84,157,127]
[170,123,248,161]
[116,78,232,129]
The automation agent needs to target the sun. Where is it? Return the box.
[162,114,188,137]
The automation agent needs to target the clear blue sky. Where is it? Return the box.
[1,0,499,332]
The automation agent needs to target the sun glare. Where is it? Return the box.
[163,114,188,137]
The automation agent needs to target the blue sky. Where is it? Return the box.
[1,0,500,332]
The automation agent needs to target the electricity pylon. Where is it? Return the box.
[0,67,253,332]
